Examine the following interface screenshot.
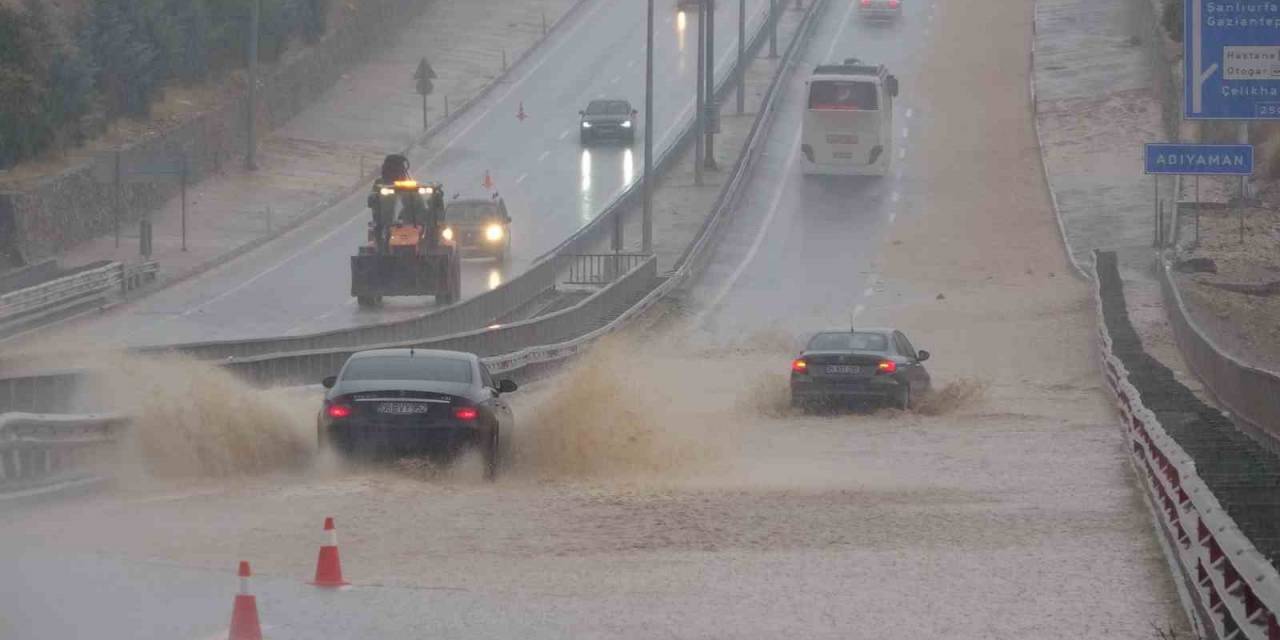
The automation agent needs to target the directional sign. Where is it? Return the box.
[414,58,436,96]
[1185,0,1280,119]
[1144,143,1254,174]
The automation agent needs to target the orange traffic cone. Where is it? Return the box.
[228,561,263,640]
[311,517,350,587]
[482,170,495,190]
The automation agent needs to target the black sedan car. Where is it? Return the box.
[789,328,931,410]
[318,348,517,478]
[579,99,638,145]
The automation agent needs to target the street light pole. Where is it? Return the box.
[769,0,778,58]
[246,0,260,171]
[643,0,655,254]
[695,1,705,186]
[705,0,717,170]
[737,0,745,114]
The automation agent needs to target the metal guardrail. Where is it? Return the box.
[0,261,158,338]
[1095,251,1280,640]
[0,412,125,489]
[1158,259,1280,453]
[0,370,90,415]
[563,254,649,285]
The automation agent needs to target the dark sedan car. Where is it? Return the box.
[789,328,931,410]
[318,348,517,478]
[579,99,638,145]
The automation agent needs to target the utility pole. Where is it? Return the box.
[695,0,705,186]
[246,0,260,171]
[705,0,717,170]
[737,0,746,114]
[643,0,655,254]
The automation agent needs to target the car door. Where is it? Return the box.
[894,332,930,391]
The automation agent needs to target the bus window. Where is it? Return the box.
[808,80,879,111]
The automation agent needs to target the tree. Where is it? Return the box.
[82,0,162,117]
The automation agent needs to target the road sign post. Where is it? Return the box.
[1144,142,1254,248]
[415,58,437,130]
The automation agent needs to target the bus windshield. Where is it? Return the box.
[808,80,879,111]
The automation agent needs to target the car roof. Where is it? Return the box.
[812,328,897,336]
[348,348,476,362]
[448,198,499,206]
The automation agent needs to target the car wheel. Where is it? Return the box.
[896,386,912,411]
[580,131,590,145]
[482,426,500,481]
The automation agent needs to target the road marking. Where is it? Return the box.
[559,129,571,140]
[517,172,528,183]
[905,107,913,118]
[611,75,620,84]
[891,191,900,203]
[823,0,862,60]
[853,303,866,320]
[898,148,906,160]
[889,211,897,222]
[696,128,804,325]
[901,126,909,139]
[538,150,551,162]
[863,287,874,297]
[629,59,638,68]
[924,27,931,37]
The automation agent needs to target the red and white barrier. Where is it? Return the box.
[1094,274,1280,640]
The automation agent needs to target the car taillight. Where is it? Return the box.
[326,404,352,419]
[792,358,808,374]
[860,0,872,5]
[453,406,478,421]
[888,0,899,6]
[877,360,897,374]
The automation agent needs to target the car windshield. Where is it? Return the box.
[586,100,631,115]
[807,332,889,352]
[808,80,879,110]
[341,355,473,383]
[446,201,501,221]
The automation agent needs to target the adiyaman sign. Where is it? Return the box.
[1144,143,1254,174]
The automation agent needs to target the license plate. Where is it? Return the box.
[826,365,861,375]
[833,152,854,160]
[376,402,431,415]
[826,134,858,145]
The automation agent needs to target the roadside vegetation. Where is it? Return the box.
[0,0,329,169]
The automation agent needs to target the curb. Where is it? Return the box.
[1028,7,1091,282]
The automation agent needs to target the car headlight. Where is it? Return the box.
[441,227,454,241]
[485,224,504,242]
[581,121,592,128]
[419,186,433,195]
[379,187,395,196]
[621,120,632,128]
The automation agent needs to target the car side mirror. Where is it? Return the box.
[917,350,929,362]
[322,376,337,389]
[632,109,638,116]
[887,75,899,98]
[498,379,518,393]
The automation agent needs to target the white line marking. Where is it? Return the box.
[898,148,906,160]
[928,12,934,21]
[889,211,897,222]
[629,60,638,68]
[697,129,804,324]
[863,287,874,297]
[611,75,620,84]
[891,192,900,203]
[905,107,913,118]
[517,173,528,183]
[924,27,931,37]
[853,304,866,319]
[538,150,551,162]
[559,129,571,140]
[823,0,862,59]
[901,127,909,138]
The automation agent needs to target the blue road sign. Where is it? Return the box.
[1144,143,1254,174]
[1185,0,1280,119]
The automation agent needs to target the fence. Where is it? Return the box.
[0,412,126,490]
[1095,250,1280,640]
